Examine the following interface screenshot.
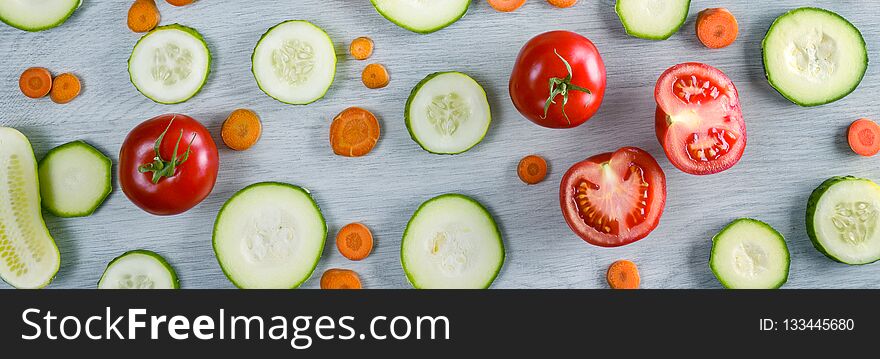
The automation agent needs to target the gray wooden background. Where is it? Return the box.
[1,0,878,289]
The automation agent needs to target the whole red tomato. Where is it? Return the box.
[119,114,219,216]
[509,31,606,129]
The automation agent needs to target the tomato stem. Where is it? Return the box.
[543,50,592,125]
[138,117,196,184]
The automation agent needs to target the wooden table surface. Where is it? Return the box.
[1,0,878,289]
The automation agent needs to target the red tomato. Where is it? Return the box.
[560,147,666,247]
[509,31,606,129]
[655,62,746,175]
[119,114,219,216]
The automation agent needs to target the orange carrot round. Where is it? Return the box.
[19,67,52,99]
[128,0,160,33]
[848,118,880,157]
[547,0,577,8]
[330,107,381,157]
[49,73,81,104]
[518,155,548,185]
[696,8,739,49]
[349,37,374,60]
[607,260,640,289]
[362,63,390,89]
[166,0,194,6]
[221,109,262,151]
[488,0,527,12]
[336,223,374,261]
[320,269,362,289]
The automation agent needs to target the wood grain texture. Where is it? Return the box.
[1,0,879,289]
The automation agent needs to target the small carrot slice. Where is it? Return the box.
[362,63,390,89]
[488,0,527,12]
[320,269,362,289]
[19,67,53,99]
[518,155,548,185]
[330,107,381,157]
[336,223,374,261]
[128,0,160,33]
[49,73,81,104]
[696,8,739,49]
[350,37,374,60]
[221,109,262,151]
[607,260,640,289]
[848,118,880,157]
[166,0,194,6]
[547,0,577,8]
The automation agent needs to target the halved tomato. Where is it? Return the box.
[655,62,746,175]
[560,147,666,247]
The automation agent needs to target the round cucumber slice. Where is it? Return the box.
[38,141,111,218]
[252,20,337,105]
[0,0,80,32]
[405,72,492,155]
[615,0,690,40]
[709,218,790,289]
[213,182,326,289]
[0,127,60,289]
[128,24,211,104]
[98,250,179,289]
[370,0,469,34]
[807,176,880,265]
[763,8,867,107]
[401,194,504,289]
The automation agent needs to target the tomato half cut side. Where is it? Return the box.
[560,147,667,247]
[654,62,746,175]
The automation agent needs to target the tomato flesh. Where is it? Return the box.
[560,147,666,247]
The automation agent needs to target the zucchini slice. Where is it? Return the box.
[615,0,691,40]
[807,176,880,264]
[710,218,790,289]
[38,141,112,218]
[370,0,470,34]
[98,250,179,289]
[129,24,212,104]
[0,0,80,32]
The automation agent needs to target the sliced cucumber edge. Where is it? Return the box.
[806,176,880,265]
[38,140,112,218]
[369,0,469,34]
[614,0,691,40]
[128,24,212,105]
[0,0,81,32]
[709,218,790,289]
[98,250,180,289]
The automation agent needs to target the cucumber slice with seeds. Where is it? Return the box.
[129,24,211,104]
[38,141,111,218]
[807,176,880,265]
[763,8,868,107]
[0,127,60,289]
[615,0,691,40]
[710,218,790,289]
[370,0,469,34]
[406,72,491,155]
[98,250,179,289]
[252,20,337,105]
[0,0,81,32]
[401,194,504,289]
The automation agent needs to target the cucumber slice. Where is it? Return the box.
[405,72,491,155]
[38,141,111,218]
[807,176,880,265]
[763,8,868,107]
[128,24,211,104]
[252,20,337,105]
[213,182,326,289]
[401,194,504,289]
[0,128,60,289]
[0,0,80,32]
[615,0,690,40]
[98,250,179,289]
[370,0,469,34]
[709,219,790,289]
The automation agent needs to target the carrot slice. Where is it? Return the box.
[49,73,81,104]
[350,37,374,60]
[696,8,739,49]
[166,0,194,6]
[128,0,160,33]
[517,155,548,185]
[336,223,374,261]
[320,269,363,289]
[848,118,880,157]
[547,0,577,8]
[221,109,262,151]
[607,260,640,289]
[361,63,390,89]
[488,0,527,12]
[19,67,53,99]
[330,107,381,157]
